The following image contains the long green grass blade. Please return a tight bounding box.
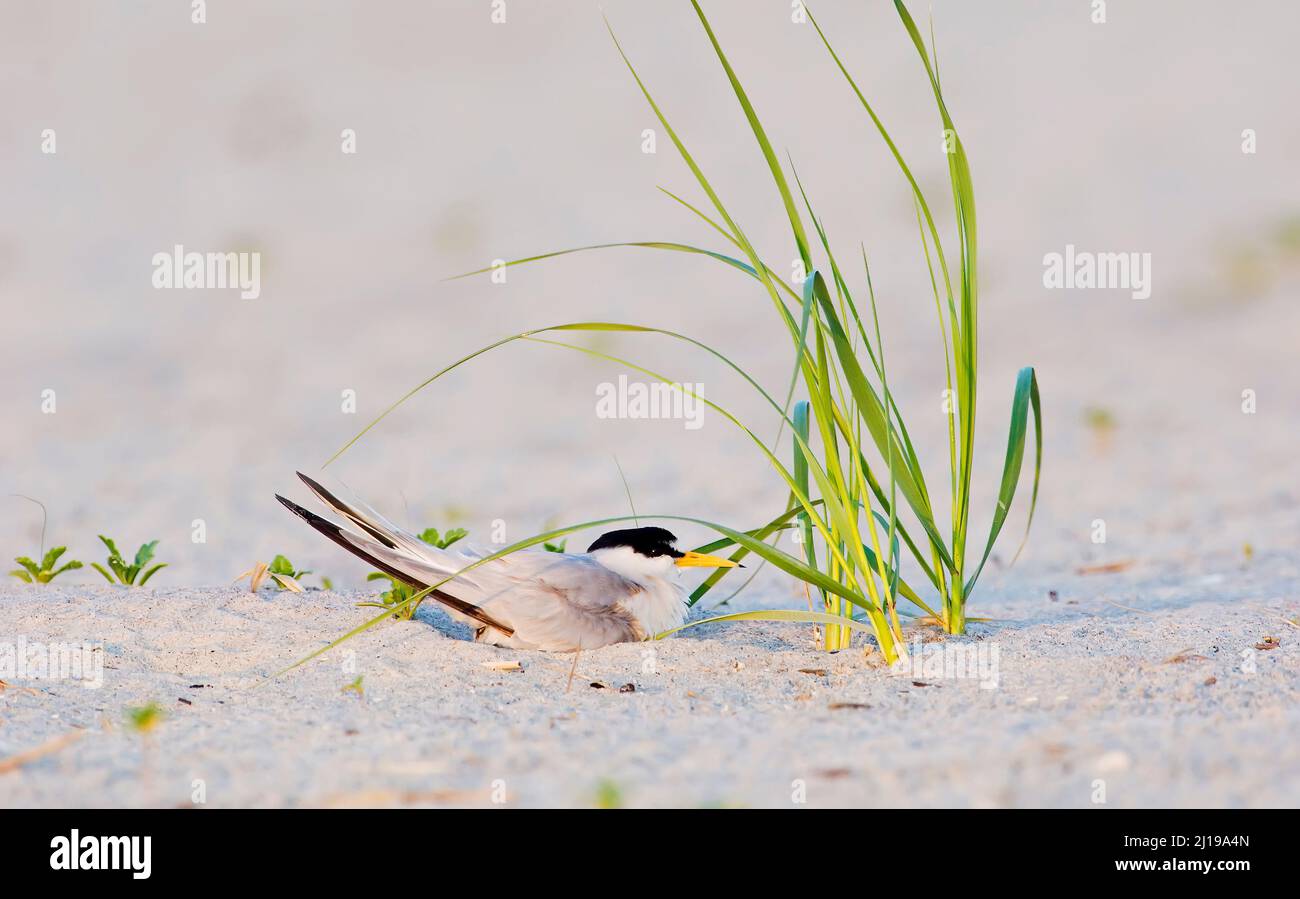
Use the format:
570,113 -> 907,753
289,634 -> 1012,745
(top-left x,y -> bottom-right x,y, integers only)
325,321 -> 786,467
808,272 -> 953,571
448,240 -> 757,282
963,366 -> 1042,594
771,275 -> 818,449
792,401 -> 818,568
688,0 -> 812,273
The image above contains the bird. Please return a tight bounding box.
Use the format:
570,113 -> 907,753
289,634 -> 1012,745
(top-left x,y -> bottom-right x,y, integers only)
275,472 -> 739,652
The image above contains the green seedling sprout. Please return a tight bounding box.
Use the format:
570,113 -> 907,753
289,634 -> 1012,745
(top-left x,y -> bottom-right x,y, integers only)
91,536 -> 166,586
9,495 -> 83,584
124,701 -> 166,799
236,555 -> 323,592
11,547 -> 83,584
125,702 -> 166,734
266,554 -> 311,591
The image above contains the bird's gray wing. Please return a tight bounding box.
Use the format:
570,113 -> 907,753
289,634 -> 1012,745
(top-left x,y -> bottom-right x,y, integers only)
464,551 -> 650,651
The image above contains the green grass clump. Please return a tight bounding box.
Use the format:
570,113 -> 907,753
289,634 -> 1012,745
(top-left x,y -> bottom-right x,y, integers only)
91,536 -> 166,586
10,546 -> 82,584
314,1 -> 1042,668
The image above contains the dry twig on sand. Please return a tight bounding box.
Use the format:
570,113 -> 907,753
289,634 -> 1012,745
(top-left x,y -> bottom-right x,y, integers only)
0,729 -> 84,775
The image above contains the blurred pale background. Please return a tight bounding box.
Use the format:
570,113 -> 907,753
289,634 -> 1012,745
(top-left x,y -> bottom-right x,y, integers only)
2,1 -> 1297,595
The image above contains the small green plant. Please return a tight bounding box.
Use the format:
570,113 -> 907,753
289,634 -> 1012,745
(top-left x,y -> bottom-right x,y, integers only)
364,527 -> 469,620
124,702 -> 166,734
8,495 -> 82,584
593,779 -> 625,809
364,572 -> 417,617
341,676 -> 365,699
267,554 -> 311,591
235,555 -> 326,592
91,536 -> 166,586
11,547 -> 82,584
417,527 -> 468,550
543,538 -> 568,553
124,701 -> 166,793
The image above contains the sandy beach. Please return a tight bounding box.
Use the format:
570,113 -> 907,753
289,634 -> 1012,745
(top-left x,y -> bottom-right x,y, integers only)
1,574 -> 1296,808
2,1 -> 1299,809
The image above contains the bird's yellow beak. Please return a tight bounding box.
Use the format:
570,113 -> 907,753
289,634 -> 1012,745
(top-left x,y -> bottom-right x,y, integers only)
675,551 -> 741,568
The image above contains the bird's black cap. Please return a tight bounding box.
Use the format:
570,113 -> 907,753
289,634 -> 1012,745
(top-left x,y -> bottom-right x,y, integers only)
587,526 -> 683,558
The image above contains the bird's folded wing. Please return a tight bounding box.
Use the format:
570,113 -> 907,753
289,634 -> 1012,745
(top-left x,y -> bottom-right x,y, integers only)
467,553 -> 651,650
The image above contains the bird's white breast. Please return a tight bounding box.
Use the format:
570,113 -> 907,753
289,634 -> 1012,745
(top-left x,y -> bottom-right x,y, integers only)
587,546 -> 688,638
626,576 -> 688,637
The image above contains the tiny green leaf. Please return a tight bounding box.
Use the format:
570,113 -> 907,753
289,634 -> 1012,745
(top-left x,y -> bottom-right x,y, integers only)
98,535 -> 121,560
51,560 -> 83,578
138,563 -> 167,586
41,546 -> 66,571
439,528 -> 468,549
134,541 -> 158,569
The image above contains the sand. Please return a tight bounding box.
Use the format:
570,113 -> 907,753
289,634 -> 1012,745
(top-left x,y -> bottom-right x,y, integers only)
1,572 -> 1296,808
2,1 -> 1299,807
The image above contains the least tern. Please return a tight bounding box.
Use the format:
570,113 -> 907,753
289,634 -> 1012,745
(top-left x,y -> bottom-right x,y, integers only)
275,473 -> 739,651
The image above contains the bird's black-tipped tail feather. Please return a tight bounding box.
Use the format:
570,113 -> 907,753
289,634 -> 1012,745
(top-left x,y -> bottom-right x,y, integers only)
274,493 -> 513,636
294,472 -> 399,549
